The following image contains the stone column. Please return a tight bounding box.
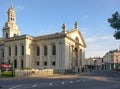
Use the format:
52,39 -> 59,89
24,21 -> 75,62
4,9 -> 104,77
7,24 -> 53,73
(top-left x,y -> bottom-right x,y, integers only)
48,44 -> 51,68
56,43 -> 60,70
17,44 -> 21,68
11,45 -> 15,68
4,46 -> 8,63
40,45 -> 43,69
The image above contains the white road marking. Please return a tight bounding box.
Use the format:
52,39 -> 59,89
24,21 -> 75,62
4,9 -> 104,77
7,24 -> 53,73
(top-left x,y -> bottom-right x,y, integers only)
70,81 -> 73,84
83,80 -> 85,82
49,82 -> 53,86
77,80 -> 80,82
32,84 -> 37,87
62,81 -> 65,85
9,85 -> 21,89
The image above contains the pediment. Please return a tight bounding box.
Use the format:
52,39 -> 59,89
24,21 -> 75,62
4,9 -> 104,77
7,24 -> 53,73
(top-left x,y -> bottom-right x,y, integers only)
66,29 -> 86,48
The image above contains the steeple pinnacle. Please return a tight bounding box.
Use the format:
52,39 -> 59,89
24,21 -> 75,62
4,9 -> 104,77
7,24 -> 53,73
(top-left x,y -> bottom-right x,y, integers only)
62,23 -> 67,33
74,21 -> 78,29
10,0 -> 13,8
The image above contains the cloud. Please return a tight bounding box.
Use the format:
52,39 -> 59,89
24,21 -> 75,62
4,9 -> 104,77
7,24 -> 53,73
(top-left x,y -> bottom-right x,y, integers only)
85,31 -> 117,58
81,15 -> 88,21
15,5 -> 24,11
86,33 -> 114,43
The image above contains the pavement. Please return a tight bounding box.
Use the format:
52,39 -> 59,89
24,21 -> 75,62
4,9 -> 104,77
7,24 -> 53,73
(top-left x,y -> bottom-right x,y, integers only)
0,70 -> 120,89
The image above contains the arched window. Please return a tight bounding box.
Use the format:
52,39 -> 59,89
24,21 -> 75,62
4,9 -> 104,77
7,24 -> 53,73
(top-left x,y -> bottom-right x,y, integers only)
52,44 -> 56,55
44,46 -> 47,55
36,47 -> 40,56
14,34 -> 16,37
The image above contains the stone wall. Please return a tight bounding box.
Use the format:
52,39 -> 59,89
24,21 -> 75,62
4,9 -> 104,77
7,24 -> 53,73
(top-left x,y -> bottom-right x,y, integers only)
15,69 -> 54,77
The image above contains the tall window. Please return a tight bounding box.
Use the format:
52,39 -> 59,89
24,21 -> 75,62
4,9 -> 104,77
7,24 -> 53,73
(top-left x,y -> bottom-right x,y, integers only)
9,47 -> 11,56
37,61 -> 39,66
21,59 -> 23,68
6,33 -> 8,39
8,60 -> 10,64
14,59 -> 17,68
44,61 -> 47,66
36,47 -> 40,56
15,46 -> 17,56
21,45 -> 24,55
52,44 -> 56,55
2,49 -> 4,57
52,61 -> 56,66
44,46 -> 47,55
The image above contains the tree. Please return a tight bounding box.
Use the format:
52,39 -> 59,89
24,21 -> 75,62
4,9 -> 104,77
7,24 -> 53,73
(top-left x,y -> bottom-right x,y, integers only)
108,11 -> 120,39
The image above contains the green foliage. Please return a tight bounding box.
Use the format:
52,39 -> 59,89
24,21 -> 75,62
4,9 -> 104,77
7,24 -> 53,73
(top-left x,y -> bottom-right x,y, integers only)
114,31 -> 120,39
108,11 -> 120,39
108,12 -> 120,30
116,63 -> 120,68
1,71 -> 15,77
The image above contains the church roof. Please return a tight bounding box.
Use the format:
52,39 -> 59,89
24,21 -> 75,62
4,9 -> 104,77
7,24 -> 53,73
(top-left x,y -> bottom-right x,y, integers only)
34,31 -> 65,41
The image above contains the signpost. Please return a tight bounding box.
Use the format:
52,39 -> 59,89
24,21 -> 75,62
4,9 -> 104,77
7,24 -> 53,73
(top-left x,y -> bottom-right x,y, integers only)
1,63 -> 14,77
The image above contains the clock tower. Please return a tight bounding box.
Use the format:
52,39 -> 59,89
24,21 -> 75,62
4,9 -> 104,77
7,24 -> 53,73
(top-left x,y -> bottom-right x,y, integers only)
2,3 -> 20,39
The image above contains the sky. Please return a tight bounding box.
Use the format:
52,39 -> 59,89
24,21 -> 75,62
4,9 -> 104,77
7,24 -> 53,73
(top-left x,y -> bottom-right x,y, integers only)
0,0 -> 120,58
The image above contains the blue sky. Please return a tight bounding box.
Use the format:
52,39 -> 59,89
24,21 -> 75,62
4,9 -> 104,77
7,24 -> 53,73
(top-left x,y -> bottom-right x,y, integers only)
0,0 -> 120,58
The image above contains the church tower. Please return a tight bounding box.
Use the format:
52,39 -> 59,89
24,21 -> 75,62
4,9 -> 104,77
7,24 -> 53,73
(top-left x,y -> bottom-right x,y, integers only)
2,3 -> 20,39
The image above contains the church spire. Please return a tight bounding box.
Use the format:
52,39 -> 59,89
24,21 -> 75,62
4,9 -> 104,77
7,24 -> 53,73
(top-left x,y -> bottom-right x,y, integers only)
2,0 -> 20,39
8,0 -> 16,23
10,0 -> 13,8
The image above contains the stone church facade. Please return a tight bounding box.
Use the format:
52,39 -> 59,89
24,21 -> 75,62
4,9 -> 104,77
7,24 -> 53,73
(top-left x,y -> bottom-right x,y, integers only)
0,5 -> 86,72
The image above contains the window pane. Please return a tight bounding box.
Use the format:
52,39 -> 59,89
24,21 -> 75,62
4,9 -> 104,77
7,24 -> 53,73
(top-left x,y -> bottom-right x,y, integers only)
44,61 -> 47,66
9,47 -> 11,56
37,47 -> 40,56
15,46 -> 17,56
52,45 -> 56,55
44,46 -> 47,55
21,45 -> 24,55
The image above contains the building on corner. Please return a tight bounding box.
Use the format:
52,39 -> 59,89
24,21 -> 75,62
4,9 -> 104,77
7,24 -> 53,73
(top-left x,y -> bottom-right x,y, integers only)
103,49 -> 120,70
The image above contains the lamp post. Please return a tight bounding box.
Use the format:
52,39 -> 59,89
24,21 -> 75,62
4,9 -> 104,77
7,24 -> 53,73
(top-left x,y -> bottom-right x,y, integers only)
93,59 -> 96,70
71,45 -> 74,75
90,58 -> 92,72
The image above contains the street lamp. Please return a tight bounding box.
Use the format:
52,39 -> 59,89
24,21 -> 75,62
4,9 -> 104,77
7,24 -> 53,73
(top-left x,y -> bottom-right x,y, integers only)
93,59 -> 96,69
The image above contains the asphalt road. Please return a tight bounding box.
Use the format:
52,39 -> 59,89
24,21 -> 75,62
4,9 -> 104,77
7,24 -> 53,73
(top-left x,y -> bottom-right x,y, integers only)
0,70 -> 120,89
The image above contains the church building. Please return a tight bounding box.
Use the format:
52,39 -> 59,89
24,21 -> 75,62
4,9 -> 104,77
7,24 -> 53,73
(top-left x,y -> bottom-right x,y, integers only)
0,4 -> 86,72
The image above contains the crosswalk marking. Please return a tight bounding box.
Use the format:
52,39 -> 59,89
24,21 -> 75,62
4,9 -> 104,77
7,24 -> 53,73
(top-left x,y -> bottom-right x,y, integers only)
70,81 -> 73,84
8,79 -> 91,88
77,80 -> 80,82
49,82 -> 53,86
62,82 -> 65,85
32,84 -> 37,87
9,85 -> 21,89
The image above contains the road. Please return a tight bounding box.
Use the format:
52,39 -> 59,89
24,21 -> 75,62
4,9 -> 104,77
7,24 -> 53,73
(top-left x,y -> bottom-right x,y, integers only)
0,70 -> 120,89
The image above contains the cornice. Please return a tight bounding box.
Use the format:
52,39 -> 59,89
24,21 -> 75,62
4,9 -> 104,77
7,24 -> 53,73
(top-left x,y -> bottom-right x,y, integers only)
34,33 -> 66,41
4,35 -> 34,42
